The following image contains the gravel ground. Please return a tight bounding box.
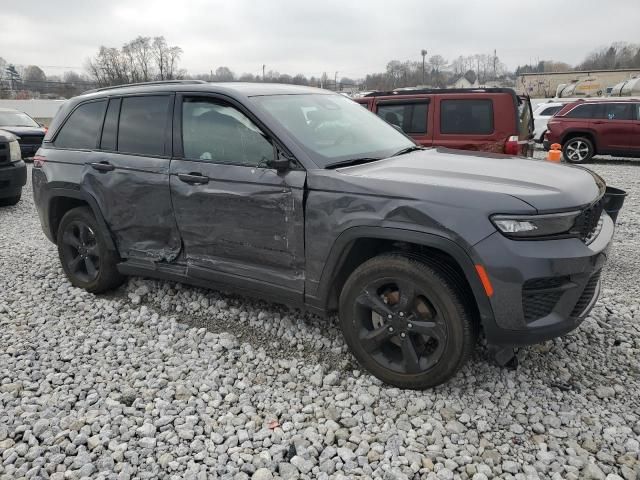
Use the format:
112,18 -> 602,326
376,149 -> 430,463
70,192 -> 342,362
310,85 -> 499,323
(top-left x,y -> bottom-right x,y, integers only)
1,161 -> 639,480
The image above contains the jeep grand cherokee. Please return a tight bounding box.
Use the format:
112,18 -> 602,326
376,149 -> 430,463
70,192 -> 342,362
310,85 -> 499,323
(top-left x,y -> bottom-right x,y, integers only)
33,81 -> 615,389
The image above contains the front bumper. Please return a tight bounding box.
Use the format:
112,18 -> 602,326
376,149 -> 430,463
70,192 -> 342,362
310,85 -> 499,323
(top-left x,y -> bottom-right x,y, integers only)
474,212 -> 614,346
0,160 -> 27,198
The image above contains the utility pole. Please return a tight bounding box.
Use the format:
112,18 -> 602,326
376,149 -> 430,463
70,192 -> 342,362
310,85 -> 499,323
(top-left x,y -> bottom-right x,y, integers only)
262,64 -> 266,82
421,49 -> 428,86
493,49 -> 497,80
334,71 -> 338,91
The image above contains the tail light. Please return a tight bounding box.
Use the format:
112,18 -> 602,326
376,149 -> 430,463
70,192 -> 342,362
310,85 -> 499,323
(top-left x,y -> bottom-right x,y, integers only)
504,136 -> 519,156
33,155 -> 47,168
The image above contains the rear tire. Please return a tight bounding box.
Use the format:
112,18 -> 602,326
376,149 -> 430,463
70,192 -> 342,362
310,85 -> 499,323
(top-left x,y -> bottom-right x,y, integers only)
56,206 -> 124,293
563,137 -> 594,163
0,193 -> 21,206
338,254 -> 476,389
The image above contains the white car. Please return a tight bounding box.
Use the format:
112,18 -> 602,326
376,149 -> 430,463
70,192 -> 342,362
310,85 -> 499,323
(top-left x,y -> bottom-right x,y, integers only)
533,102 -> 565,143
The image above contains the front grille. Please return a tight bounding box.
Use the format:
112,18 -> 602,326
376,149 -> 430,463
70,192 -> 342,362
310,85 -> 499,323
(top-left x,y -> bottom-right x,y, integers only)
17,135 -> 44,146
570,271 -> 601,317
572,198 -> 604,244
522,276 -> 569,323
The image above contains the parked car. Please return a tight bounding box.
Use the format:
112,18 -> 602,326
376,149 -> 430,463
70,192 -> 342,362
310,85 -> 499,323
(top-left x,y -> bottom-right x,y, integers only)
532,101 -> 565,143
33,81 -> 616,389
0,129 -> 27,206
354,88 -> 534,156
0,108 -> 47,159
544,99 -> 640,163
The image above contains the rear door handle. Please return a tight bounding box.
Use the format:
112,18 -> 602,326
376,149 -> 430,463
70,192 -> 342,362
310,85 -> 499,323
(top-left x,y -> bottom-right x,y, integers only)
90,161 -> 115,172
178,173 -> 209,185
593,121 -> 605,124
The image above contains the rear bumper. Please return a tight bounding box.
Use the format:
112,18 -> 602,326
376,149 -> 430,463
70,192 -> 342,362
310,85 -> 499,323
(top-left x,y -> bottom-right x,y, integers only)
473,213 -> 614,346
0,160 -> 26,198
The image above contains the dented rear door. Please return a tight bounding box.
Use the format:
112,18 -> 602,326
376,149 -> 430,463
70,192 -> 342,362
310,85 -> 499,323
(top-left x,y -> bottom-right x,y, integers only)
170,94 -> 306,292
84,94 -> 181,261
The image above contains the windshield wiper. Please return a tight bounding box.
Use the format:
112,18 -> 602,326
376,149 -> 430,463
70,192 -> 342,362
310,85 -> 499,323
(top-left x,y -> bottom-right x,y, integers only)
391,145 -> 424,157
325,157 -> 382,169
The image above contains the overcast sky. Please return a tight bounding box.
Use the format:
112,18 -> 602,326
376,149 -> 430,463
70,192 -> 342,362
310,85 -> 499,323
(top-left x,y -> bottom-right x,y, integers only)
2,0 -> 639,79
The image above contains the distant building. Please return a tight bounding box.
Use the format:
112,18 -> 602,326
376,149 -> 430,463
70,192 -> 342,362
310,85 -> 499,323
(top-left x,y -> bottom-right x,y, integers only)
517,69 -> 640,98
451,76 -> 477,89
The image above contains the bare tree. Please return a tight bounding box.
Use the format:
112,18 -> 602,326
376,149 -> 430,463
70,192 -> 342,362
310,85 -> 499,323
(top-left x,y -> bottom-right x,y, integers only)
87,36 -> 184,86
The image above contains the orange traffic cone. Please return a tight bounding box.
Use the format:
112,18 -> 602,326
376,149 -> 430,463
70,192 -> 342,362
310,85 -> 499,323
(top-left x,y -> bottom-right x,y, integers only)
547,143 -> 562,163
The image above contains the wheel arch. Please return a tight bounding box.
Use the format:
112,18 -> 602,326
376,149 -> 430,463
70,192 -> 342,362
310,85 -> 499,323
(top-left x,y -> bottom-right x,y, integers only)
560,130 -> 598,153
308,227 -> 495,331
47,188 -> 118,252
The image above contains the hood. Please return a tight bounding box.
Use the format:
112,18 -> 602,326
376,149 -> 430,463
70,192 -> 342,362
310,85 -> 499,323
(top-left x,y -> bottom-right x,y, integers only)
0,126 -> 46,137
328,148 -> 603,212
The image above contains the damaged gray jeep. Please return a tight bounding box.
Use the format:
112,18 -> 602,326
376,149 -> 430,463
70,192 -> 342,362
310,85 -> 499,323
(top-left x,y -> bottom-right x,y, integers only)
33,81 -> 616,388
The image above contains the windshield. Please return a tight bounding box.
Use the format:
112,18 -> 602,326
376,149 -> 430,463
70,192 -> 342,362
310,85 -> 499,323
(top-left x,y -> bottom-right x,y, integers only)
0,111 -> 39,128
251,94 -> 414,167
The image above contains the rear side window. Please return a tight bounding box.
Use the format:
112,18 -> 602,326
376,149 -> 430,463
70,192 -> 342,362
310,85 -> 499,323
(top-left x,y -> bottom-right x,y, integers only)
604,103 -> 634,120
377,102 -> 428,134
565,104 -> 604,119
54,101 -> 106,149
118,96 -> 171,156
540,106 -> 562,116
440,99 -> 494,135
100,98 -> 121,151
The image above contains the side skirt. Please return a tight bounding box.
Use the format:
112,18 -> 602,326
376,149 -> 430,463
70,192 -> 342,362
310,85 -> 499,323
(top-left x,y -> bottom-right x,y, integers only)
117,259 -> 305,310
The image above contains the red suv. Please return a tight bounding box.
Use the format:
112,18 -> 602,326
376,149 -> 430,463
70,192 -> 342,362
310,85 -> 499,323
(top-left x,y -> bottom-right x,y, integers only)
545,99 -> 640,163
355,88 -> 534,156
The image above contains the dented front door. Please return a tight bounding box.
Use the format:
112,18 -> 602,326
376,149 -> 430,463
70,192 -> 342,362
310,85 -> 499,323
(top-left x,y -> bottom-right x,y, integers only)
170,95 -> 306,293
169,162 -> 306,291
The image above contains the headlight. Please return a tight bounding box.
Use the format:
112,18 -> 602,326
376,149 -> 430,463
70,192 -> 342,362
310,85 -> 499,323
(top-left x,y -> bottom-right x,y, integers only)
9,140 -> 22,161
491,211 -> 581,238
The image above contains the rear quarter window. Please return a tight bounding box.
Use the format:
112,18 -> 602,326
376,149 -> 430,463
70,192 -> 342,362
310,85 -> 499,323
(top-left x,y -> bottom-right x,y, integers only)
440,99 -> 493,135
565,104 -> 604,119
54,101 -> 107,150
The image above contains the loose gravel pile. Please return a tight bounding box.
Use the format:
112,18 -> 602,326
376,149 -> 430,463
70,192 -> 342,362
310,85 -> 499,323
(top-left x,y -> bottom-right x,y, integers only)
1,161 -> 639,480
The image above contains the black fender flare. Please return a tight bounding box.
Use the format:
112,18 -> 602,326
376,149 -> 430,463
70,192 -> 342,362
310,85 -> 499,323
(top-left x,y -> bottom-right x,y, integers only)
45,185 -> 118,252
308,226 -> 495,328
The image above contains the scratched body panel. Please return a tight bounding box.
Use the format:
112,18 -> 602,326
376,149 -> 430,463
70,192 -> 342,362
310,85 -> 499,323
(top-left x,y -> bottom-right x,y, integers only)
82,151 -> 181,261
169,160 -> 306,291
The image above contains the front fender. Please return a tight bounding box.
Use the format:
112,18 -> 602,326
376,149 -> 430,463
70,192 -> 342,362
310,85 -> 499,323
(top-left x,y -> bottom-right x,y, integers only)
305,225 -> 495,331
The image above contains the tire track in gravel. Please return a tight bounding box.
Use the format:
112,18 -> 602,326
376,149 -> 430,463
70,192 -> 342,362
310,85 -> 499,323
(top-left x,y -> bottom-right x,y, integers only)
106,280 -> 360,374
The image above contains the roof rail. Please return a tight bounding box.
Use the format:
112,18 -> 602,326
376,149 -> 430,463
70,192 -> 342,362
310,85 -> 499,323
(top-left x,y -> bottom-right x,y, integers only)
364,87 -> 515,97
85,79 -> 208,93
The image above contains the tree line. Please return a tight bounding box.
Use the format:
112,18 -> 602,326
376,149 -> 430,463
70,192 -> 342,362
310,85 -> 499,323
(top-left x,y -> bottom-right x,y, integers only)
2,40 -> 640,99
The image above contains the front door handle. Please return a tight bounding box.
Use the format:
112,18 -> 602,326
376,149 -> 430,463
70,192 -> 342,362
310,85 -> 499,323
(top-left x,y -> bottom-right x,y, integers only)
178,173 -> 209,185
90,161 -> 115,172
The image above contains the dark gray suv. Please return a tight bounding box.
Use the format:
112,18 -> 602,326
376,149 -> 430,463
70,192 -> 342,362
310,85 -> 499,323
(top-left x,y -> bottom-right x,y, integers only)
32,81 -> 616,389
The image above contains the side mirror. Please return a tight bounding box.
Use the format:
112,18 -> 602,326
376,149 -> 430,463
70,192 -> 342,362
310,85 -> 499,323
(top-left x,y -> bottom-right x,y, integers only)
270,155 -> 290,173
270,150 -> 293,173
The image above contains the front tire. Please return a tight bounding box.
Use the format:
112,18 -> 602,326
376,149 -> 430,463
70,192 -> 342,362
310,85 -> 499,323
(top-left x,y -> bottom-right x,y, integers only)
56,206 -> 124,293
563,137 -> 594,163
339,255 -> 476,389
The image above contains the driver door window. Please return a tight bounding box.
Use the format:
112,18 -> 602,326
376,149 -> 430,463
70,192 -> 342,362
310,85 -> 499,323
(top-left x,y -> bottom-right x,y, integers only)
182,98 -> 274,167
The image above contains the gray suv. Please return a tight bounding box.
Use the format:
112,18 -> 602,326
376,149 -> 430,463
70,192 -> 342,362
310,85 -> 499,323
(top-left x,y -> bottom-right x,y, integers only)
33,81 -> 616,388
